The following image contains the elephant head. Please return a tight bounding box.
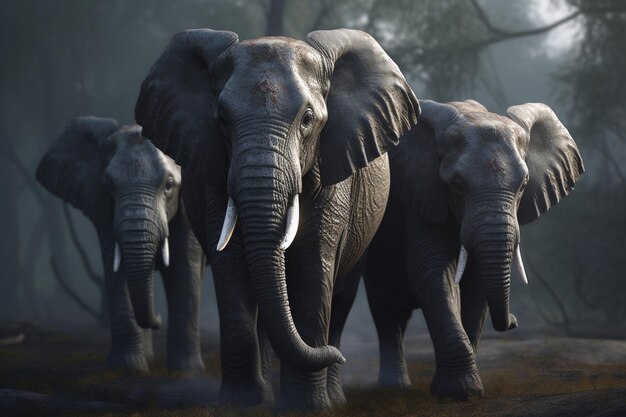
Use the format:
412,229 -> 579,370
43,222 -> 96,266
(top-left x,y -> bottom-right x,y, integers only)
36,117 -> 182,330
401,100 -> 583,331
135,29 -> 419,371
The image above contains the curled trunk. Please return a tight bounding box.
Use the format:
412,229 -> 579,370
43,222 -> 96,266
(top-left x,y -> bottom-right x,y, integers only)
235,167 -> 344,372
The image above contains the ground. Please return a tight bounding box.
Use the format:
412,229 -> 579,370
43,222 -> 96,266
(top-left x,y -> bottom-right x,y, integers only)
1,324 -> 625,417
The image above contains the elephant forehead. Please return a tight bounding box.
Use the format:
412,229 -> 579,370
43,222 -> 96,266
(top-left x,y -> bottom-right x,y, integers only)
235,37 -> 320,67
219,40 -> 324,118
108,133 -> 168,183
450,113 -> 522,147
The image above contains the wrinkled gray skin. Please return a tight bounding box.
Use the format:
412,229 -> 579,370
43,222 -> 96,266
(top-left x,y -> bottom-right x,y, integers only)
37,117 -> 205,374
135,28 -> 420,410
364,100 -> 584,399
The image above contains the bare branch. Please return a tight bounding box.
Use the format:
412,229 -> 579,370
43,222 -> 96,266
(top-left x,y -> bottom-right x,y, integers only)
62,204 -> 104,290
0,125 -> 47,208
255,0 -> 269,13
50,257 -> 103,325
574,257 -> 600,310
470,0 -> 583,39
471,0 -> 626,43
265,0 -> 285,36
19,214 -> 48,319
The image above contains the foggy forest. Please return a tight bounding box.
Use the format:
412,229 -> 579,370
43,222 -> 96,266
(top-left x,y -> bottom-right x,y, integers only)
0,0 -> 625,416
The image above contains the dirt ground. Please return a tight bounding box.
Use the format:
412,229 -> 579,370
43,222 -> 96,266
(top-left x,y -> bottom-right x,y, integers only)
1,325 -> 625,417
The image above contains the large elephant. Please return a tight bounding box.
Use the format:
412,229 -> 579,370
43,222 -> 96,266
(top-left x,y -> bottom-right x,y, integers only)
36,117 -> 205,374
364,100 -> 584,399
135,28 -> 420,409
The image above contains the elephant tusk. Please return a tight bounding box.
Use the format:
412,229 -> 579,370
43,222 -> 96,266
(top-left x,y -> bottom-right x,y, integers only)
454,245 -> 468,284
162,237 -> 170,267
515,245 -> 529,285
279,194 -> 299,251
113,242 -> 122,273
216,197 -> 237,252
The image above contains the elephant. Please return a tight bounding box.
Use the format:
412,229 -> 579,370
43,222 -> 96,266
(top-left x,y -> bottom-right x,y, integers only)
364,99 -> 584,400
36,117 -> 205,374
134,28 -> 420,410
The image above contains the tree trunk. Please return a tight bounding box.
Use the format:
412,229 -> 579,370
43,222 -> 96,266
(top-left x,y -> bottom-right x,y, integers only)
265,0 -> 285,36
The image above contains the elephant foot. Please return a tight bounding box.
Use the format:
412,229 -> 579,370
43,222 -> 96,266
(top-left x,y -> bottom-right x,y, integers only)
219,378 -> 273,407
327,364 -> 347,407
277,373 -> 332,412
327,381 -> 347,408
276,392 -> 332,412
378,364 -> 412,388
430,367 -> 484,401
106,350 -> 149,375
167,352 -> 205,375
142,330 -> 154,363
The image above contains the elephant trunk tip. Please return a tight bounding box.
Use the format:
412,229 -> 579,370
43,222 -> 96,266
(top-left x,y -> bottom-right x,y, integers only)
492,313 -> 518,332
136,312 -> 162,330
291,345 -> 346,372
327,345 -> 346,365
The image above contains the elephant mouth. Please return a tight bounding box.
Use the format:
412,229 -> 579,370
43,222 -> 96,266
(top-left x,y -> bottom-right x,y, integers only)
454,244 -> 528,286
215,194 -> 300,253
113,237 -> 170,273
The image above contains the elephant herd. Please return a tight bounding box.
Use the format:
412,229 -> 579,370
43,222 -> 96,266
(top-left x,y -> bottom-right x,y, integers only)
36,28 -> 584,411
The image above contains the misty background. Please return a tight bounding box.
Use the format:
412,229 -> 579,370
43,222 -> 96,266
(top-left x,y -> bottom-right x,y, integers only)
0,0 -> 624,347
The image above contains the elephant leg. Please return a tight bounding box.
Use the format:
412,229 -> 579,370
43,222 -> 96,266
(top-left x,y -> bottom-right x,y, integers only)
366,282 -> 413,388
276,247 -> 336,411
407,218 -> 483,400
460,262 -> 488,353
99,233 -> 149,374
212,242 -> 272,406
326,265 -> 362,407
160,208 -> 205,374
364,209 -> 415,389
142,329 -> 154,363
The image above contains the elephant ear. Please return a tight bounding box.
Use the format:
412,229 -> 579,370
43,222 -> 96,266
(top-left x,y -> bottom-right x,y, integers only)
406,100 -> 462,223
36,116 -> 118,223
393,123 -> 448,224
306,29 -> 420,185
135,29 -> 239,184
507,103 -> 584,224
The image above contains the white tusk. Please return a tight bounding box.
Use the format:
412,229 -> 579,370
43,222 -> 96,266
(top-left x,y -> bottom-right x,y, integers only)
113,242 -> 121,272
279,195 -> 299,251
515,245 -> 528,285
162,237 -> 170,267
216,197 -> 238,252
454,245 -> 468,284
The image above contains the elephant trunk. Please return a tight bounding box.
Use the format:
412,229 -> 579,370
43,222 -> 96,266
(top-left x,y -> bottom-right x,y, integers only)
463,206 -> 519,332
115,197 -> 164,330
230,145 -> 344,372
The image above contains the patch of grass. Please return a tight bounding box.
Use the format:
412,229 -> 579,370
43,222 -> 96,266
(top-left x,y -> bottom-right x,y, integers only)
483,361 -> 626,398
2,331 -> 626,417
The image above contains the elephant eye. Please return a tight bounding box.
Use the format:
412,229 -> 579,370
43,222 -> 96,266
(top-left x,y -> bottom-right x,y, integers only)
102,173 -> 115,191
520,176 -> 529,192
300,109 -> 315,136
164,176 -> 175,196
217,107 -> 229,134
452,177 -> 465,196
